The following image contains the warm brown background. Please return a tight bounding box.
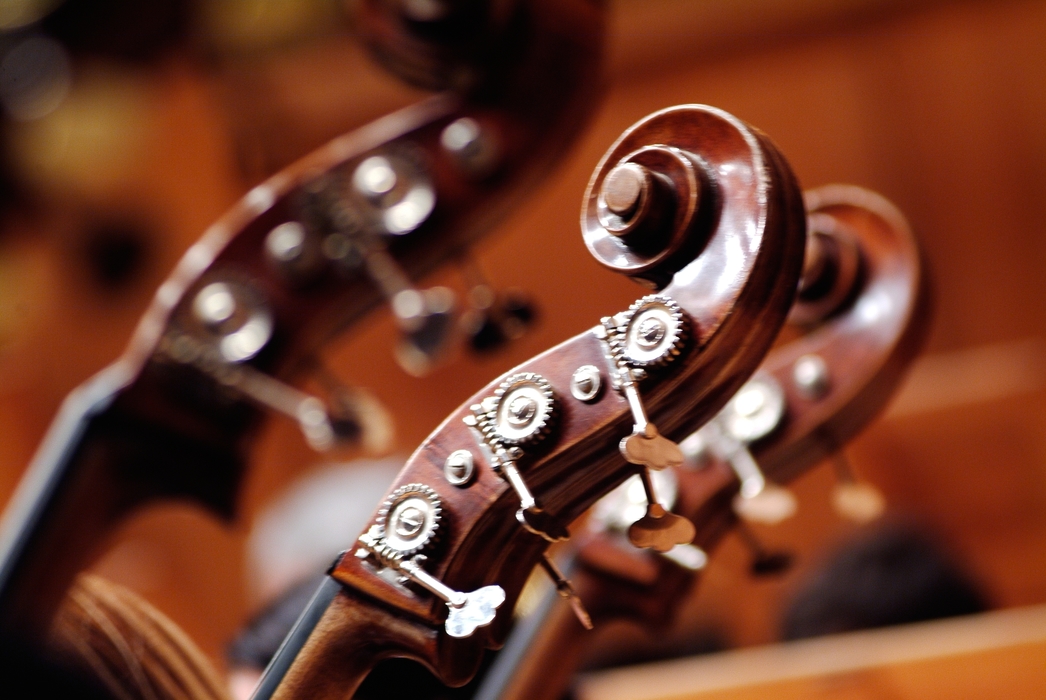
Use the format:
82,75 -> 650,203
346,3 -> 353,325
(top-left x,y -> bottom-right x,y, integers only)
1,0 -> 1044,680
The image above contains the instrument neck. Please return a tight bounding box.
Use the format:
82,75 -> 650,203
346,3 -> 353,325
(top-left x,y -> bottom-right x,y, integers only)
252,577 -> 436,700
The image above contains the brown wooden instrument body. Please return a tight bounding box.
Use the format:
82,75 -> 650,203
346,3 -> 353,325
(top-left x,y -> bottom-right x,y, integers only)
0,0 -> 604,653
483,184 -> 929,700
257,105 -> 809,697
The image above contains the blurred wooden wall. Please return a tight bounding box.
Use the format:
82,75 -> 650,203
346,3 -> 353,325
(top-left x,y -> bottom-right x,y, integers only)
1,0 -> 1045,676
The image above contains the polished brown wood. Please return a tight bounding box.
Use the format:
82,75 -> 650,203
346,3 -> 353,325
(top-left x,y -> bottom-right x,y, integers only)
479,184 -> 927,700
575,605 -> 1046,700
256,104 -> 807,697
0,0 -> 604,655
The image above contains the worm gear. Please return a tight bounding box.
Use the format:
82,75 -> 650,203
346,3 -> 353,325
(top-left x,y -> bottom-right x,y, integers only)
611,294 -> 688,369
486,372 -> 557,446
372,483 -> 443,562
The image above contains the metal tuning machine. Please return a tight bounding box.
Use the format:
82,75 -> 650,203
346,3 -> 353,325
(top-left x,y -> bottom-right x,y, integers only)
592,468 -> 709,571
684,374 -> 799,525
354,483 -> 506,639
829,451 -> 886,523
162,280 -> 341,452
463,372 -> 567,543
307,154 -> 456,377
595,294 -> 696,552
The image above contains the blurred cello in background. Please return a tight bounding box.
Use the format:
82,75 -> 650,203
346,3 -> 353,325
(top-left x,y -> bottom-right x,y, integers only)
0,0 -> 605,695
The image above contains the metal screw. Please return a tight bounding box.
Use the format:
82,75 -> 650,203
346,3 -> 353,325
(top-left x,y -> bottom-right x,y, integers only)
734,385 -> 767,418
441,117 -> 498,175
724,375 -> 786,443
507,396 -> 537,426
193,282 -> 237,326
636,317 -> 666,349
570,365 -> 602,402
265,222 -> 306,263
445,449 -> 475,487
395,506 -> 425,537
354,156 -> 398,199
793,353 -> 830,398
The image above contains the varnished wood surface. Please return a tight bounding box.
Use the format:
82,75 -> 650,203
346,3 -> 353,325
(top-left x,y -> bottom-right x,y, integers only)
260,105 -> 807,692
0,0 -> 1043,674
470,184 -> 927,700
0,0 -> 606,664
575,604 -> 1046,700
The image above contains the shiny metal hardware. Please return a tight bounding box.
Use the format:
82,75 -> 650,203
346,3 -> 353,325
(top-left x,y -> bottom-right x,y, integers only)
593,469 -> 679,531
464,377 -> 567,543
570,364 -> 603,402
265,222 -> 307,264
538,555 -> 592,630
352,153 -> 436,235
441,117 -> 499,177
684,375 -> 797,525
592,469 -> 709,569
304,157 -> 451,375
619,295 -> 687,368
594,295 -> 695,551
721,374 -> 785,443
348,238 -> 455,376
356,524 -> 505,639
793,353 -> 831,399
444,449 -> 476,487
661,543 -> 708,571
160,335 -> 337,451
376,483 -> 443,557
190,280 -> 273,363
492,373 -> 556,445
265,221 -> 323,280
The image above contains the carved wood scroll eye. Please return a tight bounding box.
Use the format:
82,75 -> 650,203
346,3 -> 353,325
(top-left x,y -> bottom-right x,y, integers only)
328,104 -> 808,684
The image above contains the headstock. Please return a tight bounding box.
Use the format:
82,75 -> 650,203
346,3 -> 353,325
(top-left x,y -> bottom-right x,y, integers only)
258,104 -> 808,698
460,187 -> 928,700
0,0 -> 603,642
581,183 -> 928,621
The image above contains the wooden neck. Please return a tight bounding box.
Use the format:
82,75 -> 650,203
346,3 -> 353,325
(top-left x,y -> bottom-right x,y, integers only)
254,577 -> 438,700
0,366 -> 246,641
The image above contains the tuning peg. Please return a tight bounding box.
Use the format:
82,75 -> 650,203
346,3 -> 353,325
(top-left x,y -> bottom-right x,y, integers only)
592,470 -> 708,569
393,286 -> 457,376
592,295 -> 696,551
711,375 -> 799,525
830,452 -> 886,523
463,373 -> 569,543
615,377 -> 694,551
458,256 -> 537,353
305,155 -> 454,376
335,233 -> 456,376
164,287 -> 341,451
356,525 -> 506,639
538,555 -> 593,630
626,468 -> 695,552
735,524 -> 794,578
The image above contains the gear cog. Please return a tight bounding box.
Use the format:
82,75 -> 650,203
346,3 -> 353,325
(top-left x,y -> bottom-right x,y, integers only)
375,483 -> 443,559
